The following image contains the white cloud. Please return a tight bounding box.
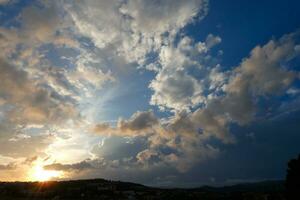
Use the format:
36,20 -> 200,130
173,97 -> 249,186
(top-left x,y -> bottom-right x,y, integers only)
222,31 -> 300,124
287,87 -> 300,96
226,33 -> 298,96
149,35 -> 222,111
150,69 -> 204,111
65,0 -> 209,64
120,0 -> 208,34
205,34 -> 222,49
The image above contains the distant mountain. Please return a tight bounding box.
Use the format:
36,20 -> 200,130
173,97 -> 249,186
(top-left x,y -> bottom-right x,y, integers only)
197,180 -> 285,193
0,179 -> 286,200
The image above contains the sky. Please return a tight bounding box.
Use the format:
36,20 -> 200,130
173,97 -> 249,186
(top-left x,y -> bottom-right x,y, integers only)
0,0 -> 300,187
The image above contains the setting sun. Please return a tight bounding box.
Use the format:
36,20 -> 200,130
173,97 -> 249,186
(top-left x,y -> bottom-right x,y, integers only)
30,165 -> 62,182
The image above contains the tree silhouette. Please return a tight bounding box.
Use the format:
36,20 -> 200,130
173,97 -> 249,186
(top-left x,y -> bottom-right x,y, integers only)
286,154 -> 300,200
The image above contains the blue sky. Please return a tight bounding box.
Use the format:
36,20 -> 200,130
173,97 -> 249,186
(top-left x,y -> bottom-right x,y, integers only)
0,0 -> 300,186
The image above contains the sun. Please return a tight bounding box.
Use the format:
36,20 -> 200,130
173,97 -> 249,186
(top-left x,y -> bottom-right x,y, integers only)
29,165 -> 62,182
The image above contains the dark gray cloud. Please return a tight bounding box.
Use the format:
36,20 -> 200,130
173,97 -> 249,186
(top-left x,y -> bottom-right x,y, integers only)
0,59 -> 78,125
0,163 -> 16,170
44,160 -> 94,172
118,110 -> 159,131
94,110 -> 159,136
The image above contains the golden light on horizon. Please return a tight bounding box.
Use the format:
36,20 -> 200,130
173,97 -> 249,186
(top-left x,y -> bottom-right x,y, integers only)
29,164 -> 62,182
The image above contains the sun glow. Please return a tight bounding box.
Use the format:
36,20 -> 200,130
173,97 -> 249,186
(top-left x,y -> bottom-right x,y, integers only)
29,165 -> 62,182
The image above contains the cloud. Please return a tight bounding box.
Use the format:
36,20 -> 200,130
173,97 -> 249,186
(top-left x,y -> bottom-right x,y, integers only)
19,2 -> 78,47
227,32 -> 298,96
90,31 -> 300,173
220,31 -> 300,125
91,136 -> 148,161
120,0 -> 208,34
149,35 -> 223,111
43,132 -> 219,176
0,1 -> 78,58
94,110 -> 159,136
44,160 -> 94,172
65,49 -> 115,96
118,110 -> 159,131
287,87 -> 300,96
0,122 -> 54,158
0,59 -> 78,125
0,163 -> 16,170
151,31 -> 300,142
0,2 -> 100,125
93,110 -> 221,172
66,0 -> 209,64
22,156 -> 38,165
0,1 -> 92,165
0,0 -> 114,164
168,32 -> 300,143
150,69 -> 204,111
205,34 -> 222,49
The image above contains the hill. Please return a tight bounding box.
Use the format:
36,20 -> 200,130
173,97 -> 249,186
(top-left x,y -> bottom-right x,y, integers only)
0,179 -> 286,200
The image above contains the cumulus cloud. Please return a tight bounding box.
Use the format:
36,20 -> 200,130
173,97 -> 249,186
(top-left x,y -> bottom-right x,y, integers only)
43,131 -> 219,176
66,0 -> 209,64
118,110 -> 159,131
93,110 -> 221,172
94,110 -> 159,136
227,32 -> 298,96
19,2 -> 78,47
0,1 -> 103,124
150,35 -> 223,111
92,31 -> 300,173
169,32 -> 300,143
151,31 -> 300,141
220,31 -> 300,124
0,59 -> 78,125
120,0 -> 208,34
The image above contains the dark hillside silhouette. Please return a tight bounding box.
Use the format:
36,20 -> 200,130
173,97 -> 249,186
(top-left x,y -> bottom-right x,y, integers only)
286,154 -> 300,200
0,179 -> 285,200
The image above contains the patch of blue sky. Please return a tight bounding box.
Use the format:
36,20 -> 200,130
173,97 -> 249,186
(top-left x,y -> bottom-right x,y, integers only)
185,0 -> 300,69
39,43 -> 79,69
0,0 -> 34,28
90,70 -> 155,122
